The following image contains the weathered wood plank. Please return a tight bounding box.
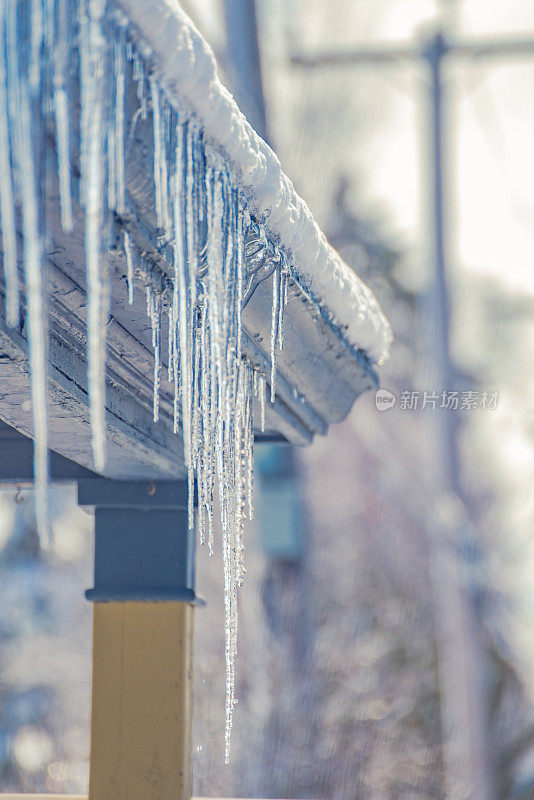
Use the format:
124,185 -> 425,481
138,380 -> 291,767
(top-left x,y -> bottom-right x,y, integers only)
0,294 -> 186,479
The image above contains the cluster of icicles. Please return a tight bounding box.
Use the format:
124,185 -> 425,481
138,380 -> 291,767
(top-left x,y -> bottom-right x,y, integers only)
0,0 -> 290,760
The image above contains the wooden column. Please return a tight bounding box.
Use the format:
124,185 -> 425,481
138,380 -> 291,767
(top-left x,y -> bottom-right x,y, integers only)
89,602 -> 193,800
77,479 -> 201,800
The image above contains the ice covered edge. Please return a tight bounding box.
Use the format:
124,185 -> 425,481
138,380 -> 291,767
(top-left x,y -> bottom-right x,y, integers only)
113,0 -> 393,365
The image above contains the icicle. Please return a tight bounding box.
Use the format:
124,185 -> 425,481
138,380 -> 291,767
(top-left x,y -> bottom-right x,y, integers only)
195,163 -> 248,761
198,295 -> 213,550
174,120 -> 195,529
172,232 -> 181,435
205,164 -> 224,556
145,281 -> 162,423
43,0 -> 55,48
223,521 -> 236,764
167,303 -> 174,382
132,52 -> 147,120
150,77 -> 171,235
190,317 -> 202,525
30,0 -> 43,93
114,28 -> 126,214
0,2 -> 19,327
53,0 -> 74,232
278,269 -> 287,350
185,123 -> 198,378
79,0 -> 108,472
185,123 -> 201,532
259,371 -> 266,432
107,123 -> 116,212
270,266 -> 281,402
154,302 -> 161,422
123,229 -> 134,304
233,373 -> 244,580
7,0 -> 50,543
235,192 -> 244,360
244,371 -> 254,522
246,422 -> 254,520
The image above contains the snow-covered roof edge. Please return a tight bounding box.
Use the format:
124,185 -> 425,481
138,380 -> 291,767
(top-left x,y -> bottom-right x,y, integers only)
113,0 -> 393,365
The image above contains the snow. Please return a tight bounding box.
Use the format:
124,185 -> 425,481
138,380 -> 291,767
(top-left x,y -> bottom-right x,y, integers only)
113,0 -> 393,365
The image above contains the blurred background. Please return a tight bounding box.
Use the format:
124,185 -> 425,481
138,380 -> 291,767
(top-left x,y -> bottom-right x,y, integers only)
1,0 -> 534,797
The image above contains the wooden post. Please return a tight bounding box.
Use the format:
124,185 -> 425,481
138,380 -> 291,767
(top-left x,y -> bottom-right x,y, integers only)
77,479 -> 201,800
89,602 -> 193,800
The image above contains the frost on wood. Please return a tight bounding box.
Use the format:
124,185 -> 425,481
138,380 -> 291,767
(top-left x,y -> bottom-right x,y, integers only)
0,0 -> 390,762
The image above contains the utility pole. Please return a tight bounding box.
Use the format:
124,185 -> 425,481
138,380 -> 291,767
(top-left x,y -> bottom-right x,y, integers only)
222,0 -> 269,142
292,26 -> 534,800
423,32 -> 492,800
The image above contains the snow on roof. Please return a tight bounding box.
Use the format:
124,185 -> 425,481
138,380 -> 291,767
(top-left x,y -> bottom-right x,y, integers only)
114,0 -> 393,365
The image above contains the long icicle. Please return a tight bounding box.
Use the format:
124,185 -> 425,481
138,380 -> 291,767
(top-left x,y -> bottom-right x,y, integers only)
114,25 -> 126,215
185,122 -> 198,528
53,0 -> 74,232
174,122 -> 193,488
7,0 -> 50,544
150,77 -> 171,235
79,0 -> 108,472
270,264 -> 280,402
0,1 -> 19,327
123,229 -> 134,304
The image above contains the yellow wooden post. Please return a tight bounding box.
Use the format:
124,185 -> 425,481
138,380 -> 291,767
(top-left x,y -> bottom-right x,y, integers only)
89,602 -> 193,800
77,479 -> 200,800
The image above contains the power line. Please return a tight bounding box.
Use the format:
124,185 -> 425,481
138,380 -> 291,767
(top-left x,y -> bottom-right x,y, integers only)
290,33 -> 534,68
